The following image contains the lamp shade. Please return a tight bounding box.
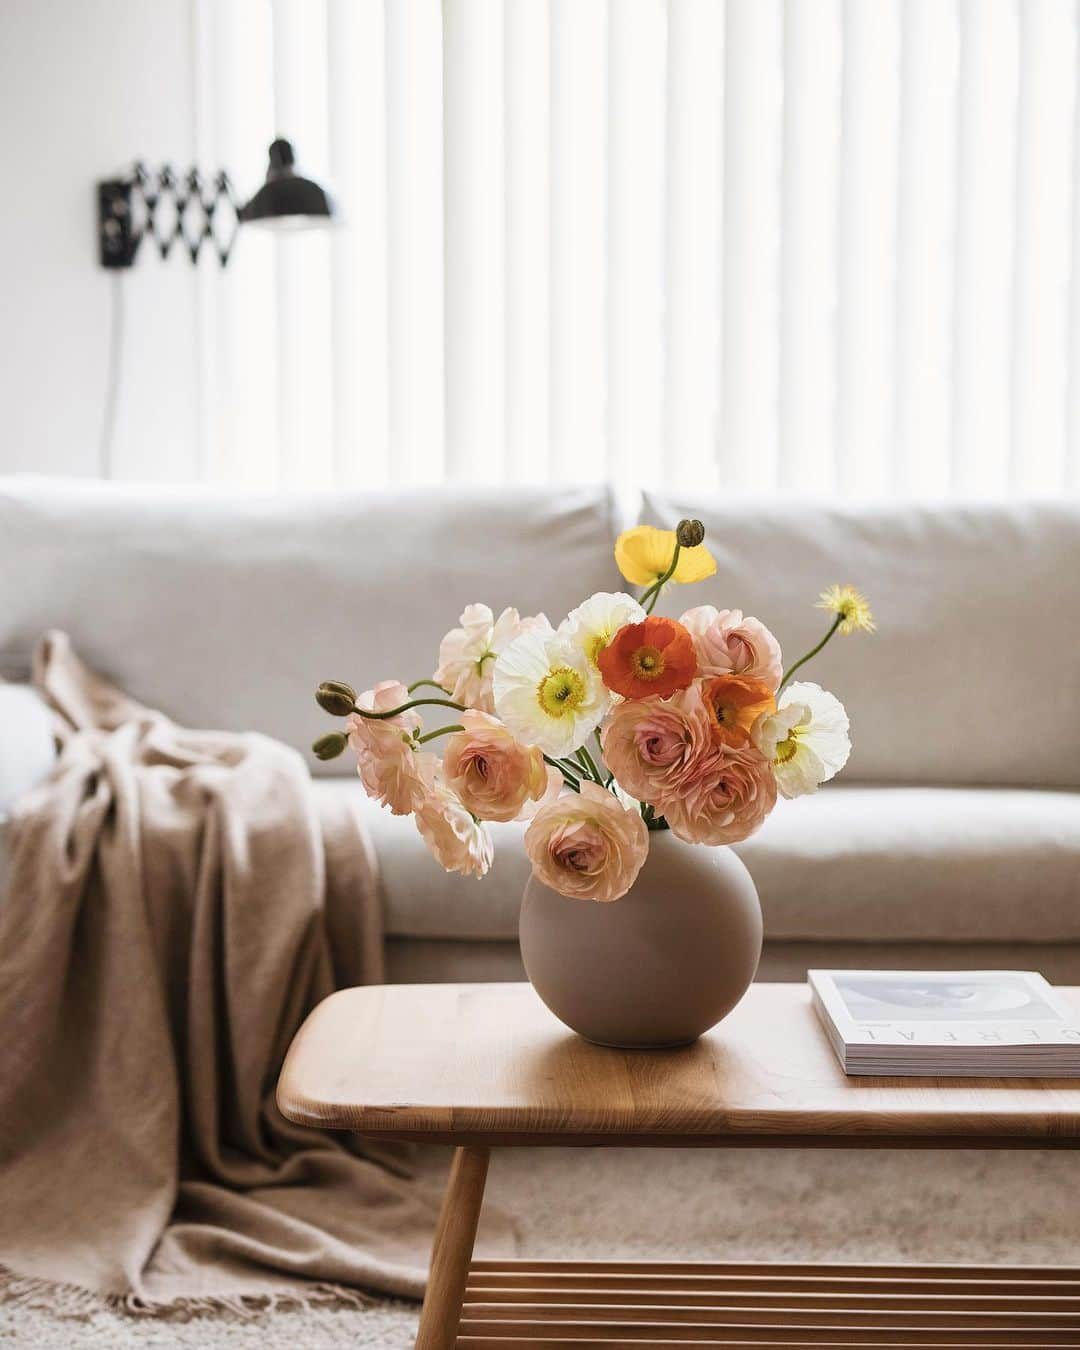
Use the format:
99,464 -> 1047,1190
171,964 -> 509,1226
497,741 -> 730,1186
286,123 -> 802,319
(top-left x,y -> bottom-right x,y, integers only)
238,138 -> 333,229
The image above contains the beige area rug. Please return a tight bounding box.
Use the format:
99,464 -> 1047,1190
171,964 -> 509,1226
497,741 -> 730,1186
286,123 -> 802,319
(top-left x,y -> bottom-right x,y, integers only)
3,1143 -> 1077,1347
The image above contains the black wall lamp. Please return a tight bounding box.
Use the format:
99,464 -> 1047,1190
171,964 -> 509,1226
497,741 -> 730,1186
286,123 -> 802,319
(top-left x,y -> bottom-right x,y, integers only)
97,137 -> 334,270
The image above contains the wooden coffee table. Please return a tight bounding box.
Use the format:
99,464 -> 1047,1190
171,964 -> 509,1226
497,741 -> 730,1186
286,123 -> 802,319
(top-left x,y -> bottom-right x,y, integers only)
277,981 -> 1080,1347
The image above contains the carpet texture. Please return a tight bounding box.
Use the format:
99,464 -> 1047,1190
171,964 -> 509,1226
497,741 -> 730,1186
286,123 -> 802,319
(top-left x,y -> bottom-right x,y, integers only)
3,1143 -> 1077,1347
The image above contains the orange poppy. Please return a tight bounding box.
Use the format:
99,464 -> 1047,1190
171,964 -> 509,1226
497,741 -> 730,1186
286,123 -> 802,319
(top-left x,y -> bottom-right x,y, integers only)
597,616 -> 697,700
702,674 -> 776,745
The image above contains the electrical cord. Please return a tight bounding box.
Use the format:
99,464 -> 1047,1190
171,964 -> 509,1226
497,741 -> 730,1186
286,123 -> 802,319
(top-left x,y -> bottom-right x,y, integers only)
98,273 -> 125,478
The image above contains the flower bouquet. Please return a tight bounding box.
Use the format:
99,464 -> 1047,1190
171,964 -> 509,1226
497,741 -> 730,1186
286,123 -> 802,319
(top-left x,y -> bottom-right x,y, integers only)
312,519 -> 873,905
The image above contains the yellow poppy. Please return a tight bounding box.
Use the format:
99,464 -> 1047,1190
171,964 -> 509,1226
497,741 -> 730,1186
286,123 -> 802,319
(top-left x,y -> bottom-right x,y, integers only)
614,525 -> 717,588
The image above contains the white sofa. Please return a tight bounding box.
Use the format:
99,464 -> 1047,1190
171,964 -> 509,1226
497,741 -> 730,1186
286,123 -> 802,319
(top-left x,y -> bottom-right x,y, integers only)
2,475 -> 1079,984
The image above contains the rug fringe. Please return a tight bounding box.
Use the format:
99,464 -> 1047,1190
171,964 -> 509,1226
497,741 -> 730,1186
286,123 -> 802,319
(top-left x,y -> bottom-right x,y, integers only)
0,1264 -> 376,1321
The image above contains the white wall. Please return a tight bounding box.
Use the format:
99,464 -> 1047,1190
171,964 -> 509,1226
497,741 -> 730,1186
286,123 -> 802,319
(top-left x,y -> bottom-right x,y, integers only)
0,0 -> 203,480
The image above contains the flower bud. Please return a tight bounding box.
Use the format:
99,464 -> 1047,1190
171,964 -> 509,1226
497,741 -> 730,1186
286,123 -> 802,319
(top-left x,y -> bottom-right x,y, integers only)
315,680 -> 358,716
676,518 -> 706,549
312,731 -> 349,761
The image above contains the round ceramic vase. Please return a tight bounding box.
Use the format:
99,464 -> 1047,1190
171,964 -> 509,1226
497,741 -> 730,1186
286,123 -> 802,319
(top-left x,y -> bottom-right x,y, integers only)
519,829 -> 763,1049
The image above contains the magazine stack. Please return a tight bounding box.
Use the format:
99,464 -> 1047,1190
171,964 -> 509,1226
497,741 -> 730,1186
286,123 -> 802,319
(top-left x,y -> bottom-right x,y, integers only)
809,970 -> 1080,1078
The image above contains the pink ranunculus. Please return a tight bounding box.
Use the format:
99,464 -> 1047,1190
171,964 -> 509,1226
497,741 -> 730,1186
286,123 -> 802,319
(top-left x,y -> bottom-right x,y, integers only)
413,772 -> 494,878
662,737 -> 778,846
601,683 -> 717,806
524,780 -> 649,903
679,606 -> 783,692
346,681 -> 428,815
443,710 -> 561,823
434,604 -> 552,713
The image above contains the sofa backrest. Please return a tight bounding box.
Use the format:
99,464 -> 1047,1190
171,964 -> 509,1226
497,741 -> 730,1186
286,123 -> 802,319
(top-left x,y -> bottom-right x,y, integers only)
644,492 -> 1080,788
0,478 -> 622,775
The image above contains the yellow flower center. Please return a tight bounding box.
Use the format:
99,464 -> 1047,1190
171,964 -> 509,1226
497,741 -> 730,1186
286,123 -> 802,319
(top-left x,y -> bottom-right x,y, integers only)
774,731 -> 799,764
585,632 -> 609,669
537,666 -> 587,718
630,645 -> 665,681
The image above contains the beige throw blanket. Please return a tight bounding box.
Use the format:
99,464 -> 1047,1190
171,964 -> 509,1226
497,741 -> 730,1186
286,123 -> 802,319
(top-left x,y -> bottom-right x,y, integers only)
0,634 -> 442,1315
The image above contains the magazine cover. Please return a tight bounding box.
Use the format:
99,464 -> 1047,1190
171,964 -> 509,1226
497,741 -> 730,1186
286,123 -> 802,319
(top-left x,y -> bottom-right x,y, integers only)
808,970 -> 1080,1048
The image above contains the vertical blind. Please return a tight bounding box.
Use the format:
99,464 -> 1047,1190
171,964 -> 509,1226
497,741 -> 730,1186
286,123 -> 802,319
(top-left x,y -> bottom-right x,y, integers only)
194,0 -> 1080,497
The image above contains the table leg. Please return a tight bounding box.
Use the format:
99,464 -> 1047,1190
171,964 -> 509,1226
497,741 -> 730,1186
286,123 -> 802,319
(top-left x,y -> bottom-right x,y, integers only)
415,1145 -> 490,1350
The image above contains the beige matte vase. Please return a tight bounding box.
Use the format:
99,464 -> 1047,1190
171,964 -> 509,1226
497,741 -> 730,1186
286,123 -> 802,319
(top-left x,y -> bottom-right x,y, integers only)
519,829 -> 763,1049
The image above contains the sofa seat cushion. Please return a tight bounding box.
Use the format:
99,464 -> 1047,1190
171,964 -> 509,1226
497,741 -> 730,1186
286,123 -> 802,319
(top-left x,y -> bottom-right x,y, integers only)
740,785 -> 1080,943
311,780 -> 1080,946
312,780 -> 535,942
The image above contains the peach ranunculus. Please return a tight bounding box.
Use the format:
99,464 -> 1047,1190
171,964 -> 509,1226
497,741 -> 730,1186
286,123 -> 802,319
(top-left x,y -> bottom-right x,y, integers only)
413,771 -> 495,878
662,737 -> 778,846
443,711 -> 561,823
678,606 -> 783,692
434,604 -> 552,713
524,780 -> 649,902
346,681 -> 429,815
601,683 -> 717,806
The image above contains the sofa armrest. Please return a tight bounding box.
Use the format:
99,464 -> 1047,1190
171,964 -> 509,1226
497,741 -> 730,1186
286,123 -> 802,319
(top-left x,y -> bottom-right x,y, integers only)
0,682 -> 56,820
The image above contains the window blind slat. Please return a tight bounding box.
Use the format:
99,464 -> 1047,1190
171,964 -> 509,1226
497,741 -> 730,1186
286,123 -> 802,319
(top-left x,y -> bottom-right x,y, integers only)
549,0 -> 608,482
951,0 -> 1019,497
834,0 -> 900,499
386,0 -> 445,483
719,0 -> 784,492
504,0 -> 551,484
606,0 -> 666,493
778,0 -> 841,494
272,0 -> 334,489
892,0 -> 958,499
443,0 -> 505,483
663,0 -> 722,493
196,0 -> 278,486
327,0 -> 389,488
1067,3 -> 1080,494
1009,0 -> 1075,496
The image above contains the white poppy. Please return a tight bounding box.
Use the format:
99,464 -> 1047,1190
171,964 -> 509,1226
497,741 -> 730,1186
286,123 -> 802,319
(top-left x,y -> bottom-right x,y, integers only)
752,681 -> 850,799
493,627 -> 608,758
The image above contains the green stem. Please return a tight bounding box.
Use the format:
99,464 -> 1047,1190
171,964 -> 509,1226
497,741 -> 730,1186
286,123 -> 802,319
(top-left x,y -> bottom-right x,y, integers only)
408,678 -> 447,694
349,696 -> 467,721
779,614 -> 843,692
544,754 -> 581,792
574,744 -> 604,785
639,541 -> 682,614
595,730 -> 614,787
415,724 -> 464,745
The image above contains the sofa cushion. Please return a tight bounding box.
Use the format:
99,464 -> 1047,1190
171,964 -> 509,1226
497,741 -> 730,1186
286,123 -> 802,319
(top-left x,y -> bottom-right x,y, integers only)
0,478 -> 621,776
643,493 -> 1080,787
0,681 -> 57,904
740,785 -> 1080,943
316,779 -> 1080,946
